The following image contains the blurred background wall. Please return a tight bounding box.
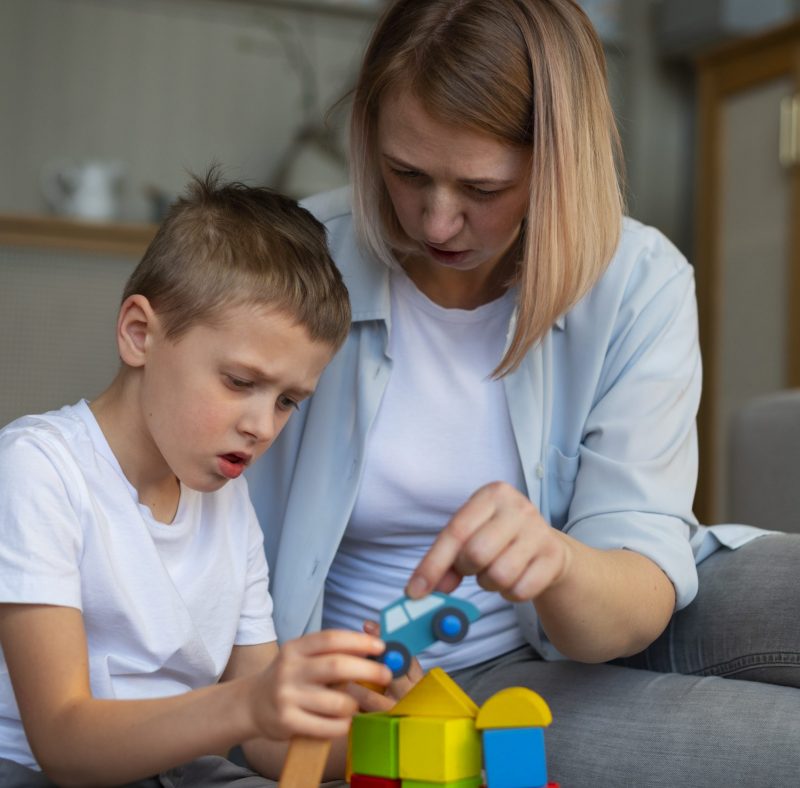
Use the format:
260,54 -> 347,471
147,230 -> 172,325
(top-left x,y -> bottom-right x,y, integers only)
3,0 -> 797,245
2,0 -> 799,522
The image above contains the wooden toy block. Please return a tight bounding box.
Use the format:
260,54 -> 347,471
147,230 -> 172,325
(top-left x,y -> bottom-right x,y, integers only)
278,736 -> 331,788
389,667 -> 479,719
398,716 -> 482,783
350,774 -> 403,788
476,687 -> 552,729
401,775 -> 483,788
481,727 -> 547,788
350,712 -> 401,778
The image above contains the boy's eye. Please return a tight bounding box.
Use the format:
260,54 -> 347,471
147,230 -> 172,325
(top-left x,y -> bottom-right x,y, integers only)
225,375 -> 253,390
277,395 -> 299,412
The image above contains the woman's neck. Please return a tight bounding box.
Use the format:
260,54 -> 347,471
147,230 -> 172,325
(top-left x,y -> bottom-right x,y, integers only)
399,250 -> 517,310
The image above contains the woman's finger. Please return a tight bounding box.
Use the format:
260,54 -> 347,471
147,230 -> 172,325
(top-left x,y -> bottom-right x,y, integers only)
406,484 -> 503,598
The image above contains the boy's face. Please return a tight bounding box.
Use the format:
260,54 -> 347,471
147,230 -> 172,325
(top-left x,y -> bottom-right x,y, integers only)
140,304 -> 334,493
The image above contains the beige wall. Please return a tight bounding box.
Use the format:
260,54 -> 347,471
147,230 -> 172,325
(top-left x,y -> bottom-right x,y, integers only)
0,0 -> 697,244
0,0 -> 374,220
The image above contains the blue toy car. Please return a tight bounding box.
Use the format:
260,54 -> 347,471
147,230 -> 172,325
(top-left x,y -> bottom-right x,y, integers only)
378,591 -> 481,677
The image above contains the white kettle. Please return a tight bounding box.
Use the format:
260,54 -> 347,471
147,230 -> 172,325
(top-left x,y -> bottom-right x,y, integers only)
42,159 -> 126,222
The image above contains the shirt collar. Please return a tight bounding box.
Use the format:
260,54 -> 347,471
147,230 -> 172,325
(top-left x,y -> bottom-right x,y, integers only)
345,244 -> 566,332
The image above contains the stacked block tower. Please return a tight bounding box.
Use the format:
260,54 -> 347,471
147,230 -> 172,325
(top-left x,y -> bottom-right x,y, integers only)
348,668 -> 559,788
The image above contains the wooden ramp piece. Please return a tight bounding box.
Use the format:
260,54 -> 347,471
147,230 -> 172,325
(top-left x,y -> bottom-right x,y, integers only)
278,736 -> 332,788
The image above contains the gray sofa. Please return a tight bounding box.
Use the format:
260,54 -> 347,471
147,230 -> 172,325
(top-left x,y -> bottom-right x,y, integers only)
728,389 -> 800,534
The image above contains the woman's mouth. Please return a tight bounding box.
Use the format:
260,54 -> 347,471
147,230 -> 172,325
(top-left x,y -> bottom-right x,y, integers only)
425,244 -> 470,266
218,453 -> 249,480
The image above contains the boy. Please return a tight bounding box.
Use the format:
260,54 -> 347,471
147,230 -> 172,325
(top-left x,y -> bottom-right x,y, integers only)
0,172 -> 391,787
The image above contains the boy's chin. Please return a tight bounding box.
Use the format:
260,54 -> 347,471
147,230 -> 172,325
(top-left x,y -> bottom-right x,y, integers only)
178,473 -> 230,494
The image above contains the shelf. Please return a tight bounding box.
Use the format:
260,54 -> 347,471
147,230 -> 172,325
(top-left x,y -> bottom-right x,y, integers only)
0,215 -> 157,258
236,0 -> 383,20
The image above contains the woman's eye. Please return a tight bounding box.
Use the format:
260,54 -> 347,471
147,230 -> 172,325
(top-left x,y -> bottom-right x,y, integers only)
225,375 -> 253,390
392,168 -> 423,181
468,185 -> 502,200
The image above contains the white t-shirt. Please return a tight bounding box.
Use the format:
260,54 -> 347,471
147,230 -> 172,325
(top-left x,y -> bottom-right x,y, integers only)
323,269 -> 527,671
0,401 -> 276,769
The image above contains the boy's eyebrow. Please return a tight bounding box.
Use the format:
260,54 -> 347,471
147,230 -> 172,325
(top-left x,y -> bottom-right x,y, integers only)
233,364 -> 315,398
382,153 -> 515,187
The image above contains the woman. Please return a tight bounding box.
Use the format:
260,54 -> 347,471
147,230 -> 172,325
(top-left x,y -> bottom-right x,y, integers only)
249,0 -> 800,784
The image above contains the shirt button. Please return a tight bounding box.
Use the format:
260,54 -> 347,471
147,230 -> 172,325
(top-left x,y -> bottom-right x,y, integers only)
535,462 -> 545,479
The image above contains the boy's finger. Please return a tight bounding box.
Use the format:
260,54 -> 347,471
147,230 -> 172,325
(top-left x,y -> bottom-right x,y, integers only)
406,656 -> 424,683
353,683 -> 394,713
295,629 -> 386,657
362,619 -> 380,636
301,652 -> 392,688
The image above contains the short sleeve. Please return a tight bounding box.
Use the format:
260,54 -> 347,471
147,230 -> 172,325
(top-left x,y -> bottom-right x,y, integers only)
0,428 -> 85,609
564,239 -> 701,610
234,498 -> 276,646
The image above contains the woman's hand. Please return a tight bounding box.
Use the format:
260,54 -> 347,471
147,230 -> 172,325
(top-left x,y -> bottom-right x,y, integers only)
406,481 -> 573,603
249,630 -> 391,741
405,481 -> 677,662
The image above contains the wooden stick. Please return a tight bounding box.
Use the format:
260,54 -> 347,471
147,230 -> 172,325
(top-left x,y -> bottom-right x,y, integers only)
278,736 -> 333,788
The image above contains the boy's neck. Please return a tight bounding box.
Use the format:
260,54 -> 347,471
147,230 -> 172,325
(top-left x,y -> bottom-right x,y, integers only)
90,372 -> 181,524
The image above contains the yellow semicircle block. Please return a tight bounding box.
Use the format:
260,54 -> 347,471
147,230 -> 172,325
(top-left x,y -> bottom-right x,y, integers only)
475,687 -> 553,729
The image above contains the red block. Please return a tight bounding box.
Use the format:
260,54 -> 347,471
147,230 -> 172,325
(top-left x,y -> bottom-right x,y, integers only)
350,774 -> 402,788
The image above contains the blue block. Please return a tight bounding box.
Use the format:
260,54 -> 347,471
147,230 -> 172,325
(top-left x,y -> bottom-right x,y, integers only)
482,728 -> 547,788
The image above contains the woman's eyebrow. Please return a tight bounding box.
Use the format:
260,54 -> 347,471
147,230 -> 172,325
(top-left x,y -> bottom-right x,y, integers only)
382,153 -> 515,187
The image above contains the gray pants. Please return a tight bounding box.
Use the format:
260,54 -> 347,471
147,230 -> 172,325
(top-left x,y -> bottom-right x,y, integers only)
4,534 -> 799,787
0,754 -> 275,787
451,533 -> 800,787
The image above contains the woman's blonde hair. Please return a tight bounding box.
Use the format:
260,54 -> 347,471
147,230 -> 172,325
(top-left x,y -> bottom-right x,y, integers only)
350,0 -> 624,375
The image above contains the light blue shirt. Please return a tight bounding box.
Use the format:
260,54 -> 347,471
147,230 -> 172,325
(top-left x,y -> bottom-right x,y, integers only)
247,187 -> 765,661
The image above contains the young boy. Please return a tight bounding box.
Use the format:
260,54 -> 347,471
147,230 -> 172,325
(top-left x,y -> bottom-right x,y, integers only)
0,172 -> 392,787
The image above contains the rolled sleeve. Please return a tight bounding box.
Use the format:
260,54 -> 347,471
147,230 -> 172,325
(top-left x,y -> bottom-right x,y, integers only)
566,510 -> 697,609
559,229 -> 703,610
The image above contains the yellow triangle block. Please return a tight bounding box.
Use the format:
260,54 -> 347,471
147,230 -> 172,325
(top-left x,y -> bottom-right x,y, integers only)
389,667 -> 479,719
475,687 -> 552,729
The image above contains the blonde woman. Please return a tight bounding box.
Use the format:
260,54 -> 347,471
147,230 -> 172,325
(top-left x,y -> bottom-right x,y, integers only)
249,1 -> 800,784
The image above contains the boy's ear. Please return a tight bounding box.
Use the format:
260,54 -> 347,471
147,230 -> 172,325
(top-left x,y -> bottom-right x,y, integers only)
117,294 -> 159,368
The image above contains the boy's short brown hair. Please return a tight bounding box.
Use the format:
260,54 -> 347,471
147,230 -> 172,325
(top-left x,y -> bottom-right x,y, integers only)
123,169 -> 350,348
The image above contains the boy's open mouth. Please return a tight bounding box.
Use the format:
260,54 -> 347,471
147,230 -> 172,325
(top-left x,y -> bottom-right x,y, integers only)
218,453 -> 249,480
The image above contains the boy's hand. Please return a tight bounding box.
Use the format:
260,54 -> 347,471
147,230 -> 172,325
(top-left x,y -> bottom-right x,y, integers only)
250,630 -> 390,741
347,620 -> 424,712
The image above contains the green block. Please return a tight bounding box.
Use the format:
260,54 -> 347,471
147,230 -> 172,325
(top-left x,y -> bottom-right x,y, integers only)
351,712 -> 401,778
402,777 -> 483,788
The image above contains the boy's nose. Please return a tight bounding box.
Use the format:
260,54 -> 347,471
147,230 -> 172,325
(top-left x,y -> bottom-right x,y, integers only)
239,406 -> 276,444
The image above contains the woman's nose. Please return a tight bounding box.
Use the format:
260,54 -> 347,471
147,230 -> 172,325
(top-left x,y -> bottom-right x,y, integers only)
423,191 -> 464,245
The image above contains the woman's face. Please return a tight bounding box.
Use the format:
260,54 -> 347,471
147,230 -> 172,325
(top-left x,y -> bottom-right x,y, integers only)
377,89 -> 530,283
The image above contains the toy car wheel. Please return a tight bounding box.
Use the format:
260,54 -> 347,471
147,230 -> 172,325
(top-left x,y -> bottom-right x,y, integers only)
432,607 -> 470,643
381,640 -> 412,677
